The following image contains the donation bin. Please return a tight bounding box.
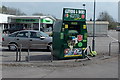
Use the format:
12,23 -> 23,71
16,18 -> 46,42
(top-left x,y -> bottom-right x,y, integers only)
53,8 -> 87,59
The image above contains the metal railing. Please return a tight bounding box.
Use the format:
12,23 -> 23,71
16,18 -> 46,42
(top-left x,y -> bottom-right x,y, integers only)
7,44 -> 22,62
26,44 -> 53,62
108,34 -> 119,56
109,41 -> 119,56
7,44 -> 53,62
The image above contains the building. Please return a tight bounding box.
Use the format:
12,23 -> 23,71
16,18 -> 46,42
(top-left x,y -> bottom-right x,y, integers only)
86,21 -> 109,36
0,13 -> 15,31
0,14 -> 109,37
8,16 -> 56,32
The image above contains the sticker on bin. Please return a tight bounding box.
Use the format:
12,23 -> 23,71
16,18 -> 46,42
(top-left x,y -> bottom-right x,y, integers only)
64,48 -> 82,57
77,35 -> 83,41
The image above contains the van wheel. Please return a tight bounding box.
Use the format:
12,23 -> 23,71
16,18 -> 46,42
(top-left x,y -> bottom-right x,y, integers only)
8,44 -> 17,51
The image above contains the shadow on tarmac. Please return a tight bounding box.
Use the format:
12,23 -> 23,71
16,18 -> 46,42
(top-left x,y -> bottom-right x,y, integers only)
2,47 -> 54,62
2,48 -> 50,52
26,55 -> 52,61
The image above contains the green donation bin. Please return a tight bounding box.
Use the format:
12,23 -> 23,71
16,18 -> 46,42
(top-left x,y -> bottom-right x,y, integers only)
53,8 -> 87,59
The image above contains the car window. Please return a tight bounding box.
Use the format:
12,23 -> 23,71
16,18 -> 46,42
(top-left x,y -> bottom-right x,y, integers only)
9,32 -> 19,37
39,32 -> 49,37
30,32 -> 40,38
16,31 -> 28,38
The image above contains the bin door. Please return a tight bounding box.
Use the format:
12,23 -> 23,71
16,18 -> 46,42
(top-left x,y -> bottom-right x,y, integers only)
63,23 -> 83,57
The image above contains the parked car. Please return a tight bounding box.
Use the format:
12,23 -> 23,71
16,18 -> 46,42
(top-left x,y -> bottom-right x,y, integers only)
116,27 -> 120,31
2,30 -> 52,51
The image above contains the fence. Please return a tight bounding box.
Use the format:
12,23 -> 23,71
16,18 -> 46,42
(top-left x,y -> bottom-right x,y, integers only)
8,44 -> 53,62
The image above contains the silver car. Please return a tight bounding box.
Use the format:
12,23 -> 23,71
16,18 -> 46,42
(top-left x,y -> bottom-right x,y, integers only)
2,30 -> 52,51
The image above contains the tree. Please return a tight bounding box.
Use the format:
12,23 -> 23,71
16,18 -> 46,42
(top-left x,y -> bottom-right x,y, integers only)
96,11 -> 117,29
2,6 -> 7,14
2,5 -> 26,15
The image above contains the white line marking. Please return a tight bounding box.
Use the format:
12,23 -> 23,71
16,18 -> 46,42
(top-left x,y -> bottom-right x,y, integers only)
108,35 -> 118,42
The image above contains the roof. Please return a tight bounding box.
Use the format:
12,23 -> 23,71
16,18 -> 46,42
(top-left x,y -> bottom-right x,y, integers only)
86,21 -> 109,25
0,13 -> 15,23
8,16 -> 56,21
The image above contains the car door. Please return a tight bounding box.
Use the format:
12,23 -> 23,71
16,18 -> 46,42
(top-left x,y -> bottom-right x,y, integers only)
29,31 -> 48,49
15,31 -> 29,49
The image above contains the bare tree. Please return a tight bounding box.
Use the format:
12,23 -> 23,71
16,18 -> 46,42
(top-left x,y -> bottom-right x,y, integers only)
2,5 -> 26,15
97,11 -> 114,22
97,11 -> 117,29
2,6 -> 7,14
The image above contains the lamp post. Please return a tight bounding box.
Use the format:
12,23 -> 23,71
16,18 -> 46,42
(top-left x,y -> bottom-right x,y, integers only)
92,0 -> 96,51
118,31 -> 120,54
39,18 -> 41,31
83,4 -> 86,9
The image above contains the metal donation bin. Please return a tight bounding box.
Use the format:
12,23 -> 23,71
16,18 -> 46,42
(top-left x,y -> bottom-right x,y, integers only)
53,8 -> 87,59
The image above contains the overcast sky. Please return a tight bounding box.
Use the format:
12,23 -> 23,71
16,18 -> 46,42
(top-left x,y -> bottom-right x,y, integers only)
1,1 -> 119,21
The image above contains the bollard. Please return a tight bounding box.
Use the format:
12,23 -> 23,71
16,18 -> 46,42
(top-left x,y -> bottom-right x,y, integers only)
8,44 -> 19,61
16,47 -> 19,61
109,42 -> 111,56
19,44 -> 22,61
118,31 -> 120,54
109,41 -> 119,56
25,44 -> 54,62
27,46 -> 30,62
119,42 -> 120,54
51,49 -> 53,62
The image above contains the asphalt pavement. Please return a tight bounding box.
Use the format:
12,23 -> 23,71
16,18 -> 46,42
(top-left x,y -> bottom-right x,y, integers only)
1,30 -> 119,78
2,57 -> 118,78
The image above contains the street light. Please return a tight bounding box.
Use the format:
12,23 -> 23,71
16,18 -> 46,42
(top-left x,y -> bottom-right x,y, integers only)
83,4 -> 86,9
92,0 -> 96,51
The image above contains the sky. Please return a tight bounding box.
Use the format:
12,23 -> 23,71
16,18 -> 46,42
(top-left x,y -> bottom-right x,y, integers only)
0,0 -> 119,21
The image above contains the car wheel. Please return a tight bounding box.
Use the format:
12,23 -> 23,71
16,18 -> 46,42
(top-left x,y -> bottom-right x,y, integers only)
8,44 -> 17,51
48,44 -> 52,51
